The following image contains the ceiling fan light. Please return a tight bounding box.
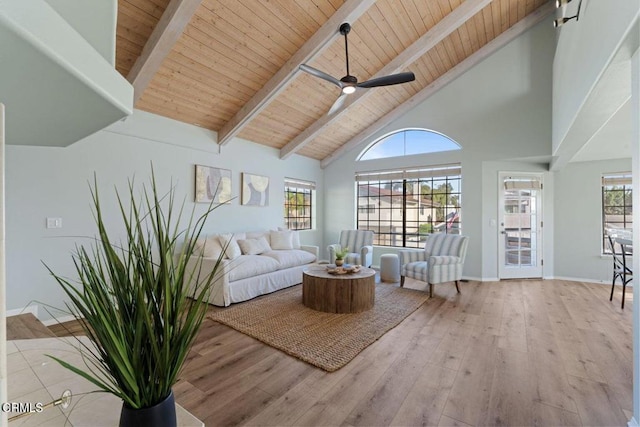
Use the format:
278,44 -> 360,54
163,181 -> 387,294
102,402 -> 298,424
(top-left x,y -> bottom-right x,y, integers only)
342,86 -> 356,94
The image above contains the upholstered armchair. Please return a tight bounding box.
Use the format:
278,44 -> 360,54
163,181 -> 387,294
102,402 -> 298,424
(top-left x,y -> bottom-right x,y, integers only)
399,233 -> 469,297
328,230 -> 374,267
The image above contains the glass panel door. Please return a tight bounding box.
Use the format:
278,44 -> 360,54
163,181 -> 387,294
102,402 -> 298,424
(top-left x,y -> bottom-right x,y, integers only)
499,173 -> 543,279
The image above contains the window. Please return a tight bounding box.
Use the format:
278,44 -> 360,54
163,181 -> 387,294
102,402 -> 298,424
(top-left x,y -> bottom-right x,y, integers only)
358,128 -> 461,161
356,165 -> 461,248
602,173 -> 632,253
358,204 -> 376,214
284,178 -> 315,230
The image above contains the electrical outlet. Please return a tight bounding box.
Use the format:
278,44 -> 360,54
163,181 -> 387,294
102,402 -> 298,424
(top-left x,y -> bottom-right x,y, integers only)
46,217 -> 62,229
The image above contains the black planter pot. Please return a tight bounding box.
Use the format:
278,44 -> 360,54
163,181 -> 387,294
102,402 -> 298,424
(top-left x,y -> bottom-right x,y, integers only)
119,390 -> 177,427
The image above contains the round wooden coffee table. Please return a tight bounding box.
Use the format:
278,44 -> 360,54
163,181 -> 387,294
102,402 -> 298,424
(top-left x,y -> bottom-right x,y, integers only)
302,267 -> 376,313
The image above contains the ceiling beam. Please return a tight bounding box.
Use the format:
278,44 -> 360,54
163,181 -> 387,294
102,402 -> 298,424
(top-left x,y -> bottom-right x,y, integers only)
280,0 -> 493,160
320,1 -> 555,169
127,0 -> 203,103
217,0 -> 377,146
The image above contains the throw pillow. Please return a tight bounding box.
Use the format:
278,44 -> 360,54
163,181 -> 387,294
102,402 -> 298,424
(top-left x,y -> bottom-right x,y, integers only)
270,230 -> 294,250
201,235 -> 223,259
217,233 -> 242,259
192,237 -> 207,256
237,237 -> 271,255
246,231 -> 271,246
278,226 -> 300,249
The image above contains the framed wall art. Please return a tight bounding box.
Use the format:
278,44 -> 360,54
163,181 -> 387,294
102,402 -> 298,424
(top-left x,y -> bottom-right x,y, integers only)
195,165 -> 232,204
241,172 -> 269,206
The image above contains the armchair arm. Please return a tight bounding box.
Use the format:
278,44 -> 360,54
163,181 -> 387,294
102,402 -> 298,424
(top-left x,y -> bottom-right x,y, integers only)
360,245 -> 373,267
327,243 -> 341,264
428,255 -> 461,266
300,244 -> 319,259
399,249 -> 427,265
184,256 -> 231,306
428,255 -> 463,284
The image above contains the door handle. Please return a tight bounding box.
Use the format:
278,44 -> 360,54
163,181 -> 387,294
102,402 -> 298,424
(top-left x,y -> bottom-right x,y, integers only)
500,231 -> 506,234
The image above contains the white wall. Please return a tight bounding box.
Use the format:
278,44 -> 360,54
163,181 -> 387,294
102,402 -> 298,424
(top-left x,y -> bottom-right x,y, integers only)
553,0 -> 639,154
553,158 -> 631,282
631,46 -> 640,427
5,110 -> 324,321
0,0 -> 132,147
44,0 -> 118,65
323,19 -> 555,280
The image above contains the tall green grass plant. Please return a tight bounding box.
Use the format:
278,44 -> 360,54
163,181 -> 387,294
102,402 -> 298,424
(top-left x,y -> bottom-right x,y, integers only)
45,172 -> 224,409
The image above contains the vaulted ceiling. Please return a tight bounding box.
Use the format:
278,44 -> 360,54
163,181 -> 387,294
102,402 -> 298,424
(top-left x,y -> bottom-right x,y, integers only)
116,0 -> 553,167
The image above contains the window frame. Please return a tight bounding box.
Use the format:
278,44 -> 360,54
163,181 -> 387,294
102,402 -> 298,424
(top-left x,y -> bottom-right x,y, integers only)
356,165 -> 462,248
357,128 -> 461,161
602,172 -> 632,254
284,178 -> 315,231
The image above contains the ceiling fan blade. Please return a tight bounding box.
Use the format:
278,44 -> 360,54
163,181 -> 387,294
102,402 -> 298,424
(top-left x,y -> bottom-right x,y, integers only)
299,64 -> 343,89
357,72 -> 416,88
328,93 -> 348,115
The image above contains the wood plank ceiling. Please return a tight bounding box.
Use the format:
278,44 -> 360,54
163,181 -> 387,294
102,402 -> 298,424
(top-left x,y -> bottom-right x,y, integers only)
116,0 -> 552,167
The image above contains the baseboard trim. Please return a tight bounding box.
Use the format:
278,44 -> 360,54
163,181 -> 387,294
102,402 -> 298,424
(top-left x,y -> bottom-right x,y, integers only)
462,276 -> 608,284
6,305 -> 38,318
551,276 -> 609,285
463,276 -> 499,282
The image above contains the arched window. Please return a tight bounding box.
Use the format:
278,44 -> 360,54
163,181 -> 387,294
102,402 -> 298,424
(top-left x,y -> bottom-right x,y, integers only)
357,128 -> 461,161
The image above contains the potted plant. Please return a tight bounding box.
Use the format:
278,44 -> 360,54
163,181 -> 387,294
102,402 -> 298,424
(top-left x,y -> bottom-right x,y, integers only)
334,246 -> 349,266
45,172 -> 225,427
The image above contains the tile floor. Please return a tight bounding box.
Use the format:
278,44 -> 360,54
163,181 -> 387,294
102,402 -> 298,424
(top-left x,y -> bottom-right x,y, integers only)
8,337 -> 203,426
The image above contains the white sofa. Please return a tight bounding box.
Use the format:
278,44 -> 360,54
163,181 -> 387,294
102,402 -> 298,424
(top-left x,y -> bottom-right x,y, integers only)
185,229 -> 318,306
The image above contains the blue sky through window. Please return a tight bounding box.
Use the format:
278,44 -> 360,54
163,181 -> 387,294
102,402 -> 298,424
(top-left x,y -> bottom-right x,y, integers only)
358,129 -> 460,160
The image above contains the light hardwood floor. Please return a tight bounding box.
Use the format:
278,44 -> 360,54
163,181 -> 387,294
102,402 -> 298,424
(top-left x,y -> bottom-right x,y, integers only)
176,279 -> 633,426
12,279 -> 632,426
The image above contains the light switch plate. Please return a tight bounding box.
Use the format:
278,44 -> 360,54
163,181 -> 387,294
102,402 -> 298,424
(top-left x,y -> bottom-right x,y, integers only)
46,217 -> 62,229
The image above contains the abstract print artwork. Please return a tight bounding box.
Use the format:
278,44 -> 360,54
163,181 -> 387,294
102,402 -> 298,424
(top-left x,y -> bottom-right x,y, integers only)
242,173 -> 269,206
195,165 -> 232,204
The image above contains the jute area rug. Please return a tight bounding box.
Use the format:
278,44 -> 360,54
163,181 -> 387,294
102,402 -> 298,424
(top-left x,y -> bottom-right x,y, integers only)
208,283 -> 429,372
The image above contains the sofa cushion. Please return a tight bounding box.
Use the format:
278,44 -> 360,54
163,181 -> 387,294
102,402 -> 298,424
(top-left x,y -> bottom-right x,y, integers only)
262,249 -> 316,270
246,231 -> 271,245
218,233 -> 244,259
227,255 -> 279,281
204,235 -> 224,258
270,230 -> 294,250
193,235 -> 224,259
278,227 -> 300,249
401,261 -> 428,282
192,237 -> 207,256
237,237 -> 271,255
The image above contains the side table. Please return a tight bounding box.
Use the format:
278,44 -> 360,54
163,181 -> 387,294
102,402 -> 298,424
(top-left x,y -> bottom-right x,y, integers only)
380,254 -> 400,283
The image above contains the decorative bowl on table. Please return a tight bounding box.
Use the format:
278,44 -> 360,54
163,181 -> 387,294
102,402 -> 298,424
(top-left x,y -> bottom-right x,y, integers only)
327,265 -> 362,274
